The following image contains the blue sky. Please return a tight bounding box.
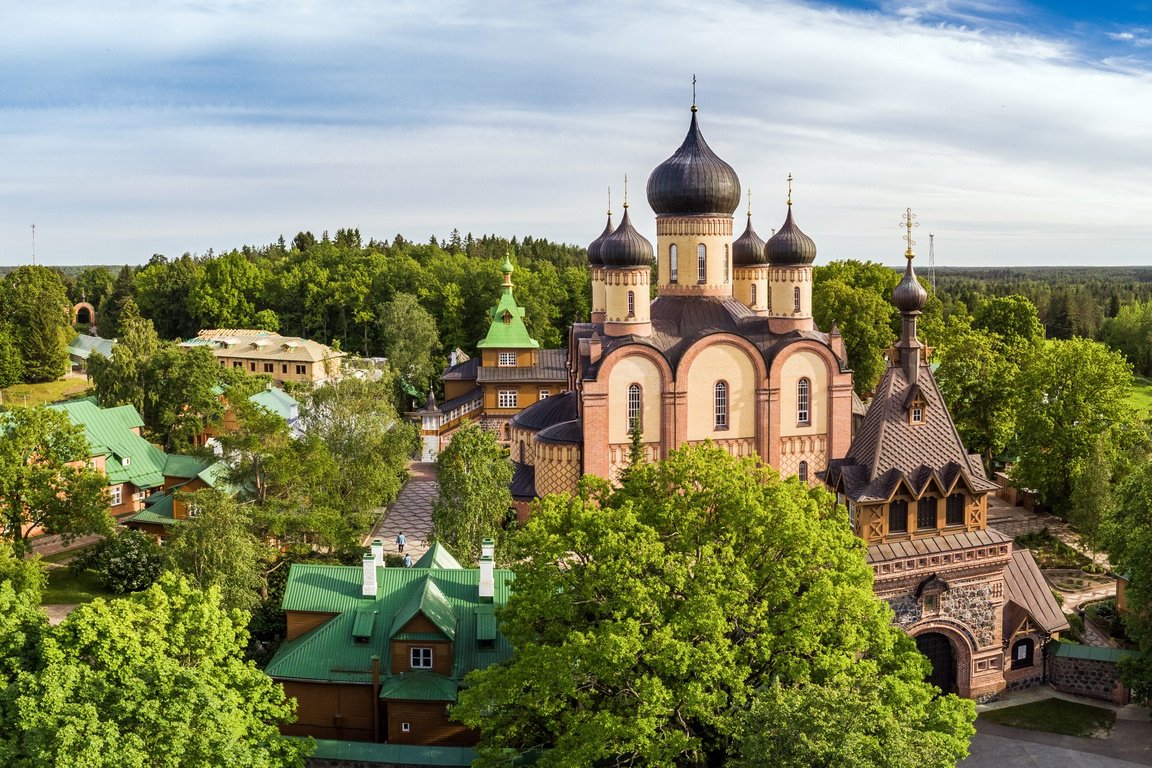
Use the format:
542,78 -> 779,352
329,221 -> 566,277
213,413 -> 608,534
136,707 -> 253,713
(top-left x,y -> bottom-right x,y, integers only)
1,0 -> 1150,267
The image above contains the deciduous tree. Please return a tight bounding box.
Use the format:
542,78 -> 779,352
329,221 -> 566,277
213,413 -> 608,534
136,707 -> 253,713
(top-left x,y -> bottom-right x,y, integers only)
0,266 -> 71,383
0,407 -> 112,556
453,445 -> 974,767
431,421 -> 512,565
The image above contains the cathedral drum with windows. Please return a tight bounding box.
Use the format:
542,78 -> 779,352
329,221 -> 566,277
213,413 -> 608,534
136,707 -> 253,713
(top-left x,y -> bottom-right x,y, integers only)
510,103 -> 856,514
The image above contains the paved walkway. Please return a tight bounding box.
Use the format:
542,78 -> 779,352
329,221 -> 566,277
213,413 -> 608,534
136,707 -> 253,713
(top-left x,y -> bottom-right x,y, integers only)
365,462 -> 437,560
961,687 -> 1152,767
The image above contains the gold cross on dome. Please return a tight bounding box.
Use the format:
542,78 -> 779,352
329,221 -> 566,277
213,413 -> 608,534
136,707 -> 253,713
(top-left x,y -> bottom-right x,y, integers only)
787,173 -> 793,206
901,207 -> 918,257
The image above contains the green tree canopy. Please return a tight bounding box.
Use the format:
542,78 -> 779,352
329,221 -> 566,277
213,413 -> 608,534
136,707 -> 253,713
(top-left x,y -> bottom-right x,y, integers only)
378,293 -> 441,398
1103,461 -> 1152,700
431,421 -> 512,565
971,295 -> 1044,348
0,574 -> 308,767
1012,338 -> 1147,536
0,266 -> 71,384
453,445 -> 974,767
813,261 -> 899,396
0,407 -> 112,556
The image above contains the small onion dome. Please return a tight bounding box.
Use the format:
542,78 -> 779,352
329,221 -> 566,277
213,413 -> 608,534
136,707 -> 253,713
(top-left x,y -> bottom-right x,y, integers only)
501,254 -> 514,275
587,213 -> 613,267
766,207 -> 817,266
601,207 -> 654,269
893,256 -> 928,313
646,110 -> 741,217
732,214 -> 768,267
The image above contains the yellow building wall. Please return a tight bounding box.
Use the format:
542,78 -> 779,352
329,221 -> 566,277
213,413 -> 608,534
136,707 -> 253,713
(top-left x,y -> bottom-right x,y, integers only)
684,343 -> 757,441
768,266 -> 813,318
655,217 -> 734,292
778,350 -> 828,436
732,267 -> 769,312
606,354 -> 665,444
603,269 -> 651,324
480,350 -> 535,368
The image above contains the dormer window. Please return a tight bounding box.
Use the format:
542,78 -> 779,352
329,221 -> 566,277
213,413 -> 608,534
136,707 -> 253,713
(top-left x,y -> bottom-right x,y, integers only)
502,310 -> 512,324
410,647 -> 433,669
911,407 -> 924,423
498,351 -> 516,367
905,384 -> 927,424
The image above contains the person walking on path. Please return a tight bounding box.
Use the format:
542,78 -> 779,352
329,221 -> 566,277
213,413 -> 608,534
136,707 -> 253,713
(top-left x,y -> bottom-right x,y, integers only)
404,553 -> 413,568
396,532 -> 406,553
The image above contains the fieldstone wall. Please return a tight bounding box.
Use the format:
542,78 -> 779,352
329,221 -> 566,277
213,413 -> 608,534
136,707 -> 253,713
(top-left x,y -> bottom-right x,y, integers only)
887,582 -> 999,648
1048,655 -> 1130,705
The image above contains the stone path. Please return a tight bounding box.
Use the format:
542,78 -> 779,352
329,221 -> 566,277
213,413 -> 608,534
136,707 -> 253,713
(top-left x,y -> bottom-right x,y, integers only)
365,462 -> 437,561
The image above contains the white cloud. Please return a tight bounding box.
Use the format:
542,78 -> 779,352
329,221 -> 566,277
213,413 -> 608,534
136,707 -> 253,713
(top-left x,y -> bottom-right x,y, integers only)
1,0 -> 1151,266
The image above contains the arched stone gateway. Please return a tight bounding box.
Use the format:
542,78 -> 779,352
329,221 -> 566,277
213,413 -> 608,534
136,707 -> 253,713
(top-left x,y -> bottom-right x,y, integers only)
72,301 -> 96,327
915,632 -> 957,694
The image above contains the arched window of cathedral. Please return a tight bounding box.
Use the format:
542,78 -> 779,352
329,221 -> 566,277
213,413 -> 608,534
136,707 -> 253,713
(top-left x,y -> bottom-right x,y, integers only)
627,290 -> 635,317
697,244 -> 707,283
627,383 -> 642,431
793,285 -> 801,313
798,461 -> 808,482
724,245 -> 729,282
750,283 -> 757,306
714,381 -> 728,428
797,378 -> 810,425
519,439 -> 526,462
669,244 -> 678,283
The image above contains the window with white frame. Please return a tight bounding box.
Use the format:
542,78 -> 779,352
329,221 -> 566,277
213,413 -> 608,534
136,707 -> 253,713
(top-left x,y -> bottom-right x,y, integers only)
627,290 -> 635,317
538,390 -> 550,400
793,285 -> 801,313
411,647 -> 433,669
627,384 -> 642,431
714,381 -> 728,428
697,244 -> 707,283
187,502 -> 201,519
797,378 -> 810,425
798,461 -> 808,482
110,485 -> 123,506
498,351 -> 516,367
669,244 -> 678,283
498,390 -> 518,409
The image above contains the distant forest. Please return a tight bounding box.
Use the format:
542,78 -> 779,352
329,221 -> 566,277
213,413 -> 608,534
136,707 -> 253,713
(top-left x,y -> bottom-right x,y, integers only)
8,237 -> 1152,384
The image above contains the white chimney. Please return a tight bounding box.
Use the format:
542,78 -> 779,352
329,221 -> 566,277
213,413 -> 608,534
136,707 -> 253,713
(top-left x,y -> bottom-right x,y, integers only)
478,538 -> 495,600
362,553 -> 377,597
371,539 -> 384,568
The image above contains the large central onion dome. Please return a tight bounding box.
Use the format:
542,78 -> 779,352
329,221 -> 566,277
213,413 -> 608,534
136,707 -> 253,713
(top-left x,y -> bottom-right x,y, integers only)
766,206 -> 817,266
601,207 -> 654,268
732,214 -> 768,267
646,109 -> 741,217
587,211 -> 613,267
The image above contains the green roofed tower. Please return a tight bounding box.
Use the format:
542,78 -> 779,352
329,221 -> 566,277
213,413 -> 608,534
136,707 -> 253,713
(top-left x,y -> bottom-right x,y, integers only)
477,254 -> 540,351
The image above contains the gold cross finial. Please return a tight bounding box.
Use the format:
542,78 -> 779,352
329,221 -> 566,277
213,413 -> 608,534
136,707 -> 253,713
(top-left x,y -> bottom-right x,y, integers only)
623,174 -> 629,209
786,173 -> 793,206
691,74 -> 697,112
747,188 -> 752,218
901,207 -> 918,258
607,186 -> 612,216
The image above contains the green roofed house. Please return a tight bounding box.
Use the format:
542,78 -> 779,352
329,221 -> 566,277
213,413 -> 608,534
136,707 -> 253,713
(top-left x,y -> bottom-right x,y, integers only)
420,254 -> 567,462
48,398 -> 230,535
266,538 -> 511,751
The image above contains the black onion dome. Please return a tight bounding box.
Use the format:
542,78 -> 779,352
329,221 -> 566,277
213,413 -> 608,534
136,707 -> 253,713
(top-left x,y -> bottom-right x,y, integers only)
893,257 -> 928,313
646,110 -> 741,216
732,215 -> 768,267
587,213 -> 613,267
766,207 -> 817,266
601,208 -> 654,269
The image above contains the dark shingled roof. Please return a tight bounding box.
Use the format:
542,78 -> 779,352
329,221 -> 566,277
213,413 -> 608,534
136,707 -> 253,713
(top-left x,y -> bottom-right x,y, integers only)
866,528 -> 1011,564
438,387 -> 483,414
476,349 -> 567,383
441,357 -> 479,381
510,462 -> 537,501
826,360 -> 998,503
536,419 -> 583,445
581,296 -> 844,381
511,391 -> 578,432
1003,548 -> 1070,635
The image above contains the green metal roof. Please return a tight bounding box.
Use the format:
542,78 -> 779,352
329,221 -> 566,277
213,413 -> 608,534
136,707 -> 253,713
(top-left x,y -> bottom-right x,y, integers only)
49,400 -> 167,489
307,739 -> 476,766
267,563 -> 513,688
414,543 -> 463,570
378,671 -> 459,702
475,604 -> 497,641
163,453 -> 215,479
1053,643 -> 1138,662
352,609 -> 378,640
391,578 -> 457,640
476,256 -> 539,350
249,388 -> 299,421
128,493 -> 177,526
68,334 -> 117,360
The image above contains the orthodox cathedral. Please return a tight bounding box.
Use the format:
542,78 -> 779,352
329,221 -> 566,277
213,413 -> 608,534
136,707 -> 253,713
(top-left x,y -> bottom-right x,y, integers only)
429,103 -> 1066,701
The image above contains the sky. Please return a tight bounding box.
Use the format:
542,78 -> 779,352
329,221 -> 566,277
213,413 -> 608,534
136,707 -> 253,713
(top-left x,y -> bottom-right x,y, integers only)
1,0 -> 1151,268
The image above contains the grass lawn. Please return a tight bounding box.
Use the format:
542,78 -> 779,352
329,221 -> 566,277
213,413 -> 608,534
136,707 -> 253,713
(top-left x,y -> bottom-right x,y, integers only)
39,542 -> 99,565
981,697 -> 1115,738
1130,376 -> 1152,416
41,567 -> 115,605
1,378 -> 91,408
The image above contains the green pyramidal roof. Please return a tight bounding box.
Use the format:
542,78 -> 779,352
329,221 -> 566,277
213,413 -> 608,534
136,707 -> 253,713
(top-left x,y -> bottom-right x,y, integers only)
414,543 -> 464,570
390,577 -> 457,640
476,255 -> 539,350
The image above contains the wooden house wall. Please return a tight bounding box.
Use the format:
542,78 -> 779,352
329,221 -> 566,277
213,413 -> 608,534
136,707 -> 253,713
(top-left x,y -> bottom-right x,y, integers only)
389,639 -> 453,676
286,611 -> 337,641
281,681 -> 376,741
386,701 -> 476,747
